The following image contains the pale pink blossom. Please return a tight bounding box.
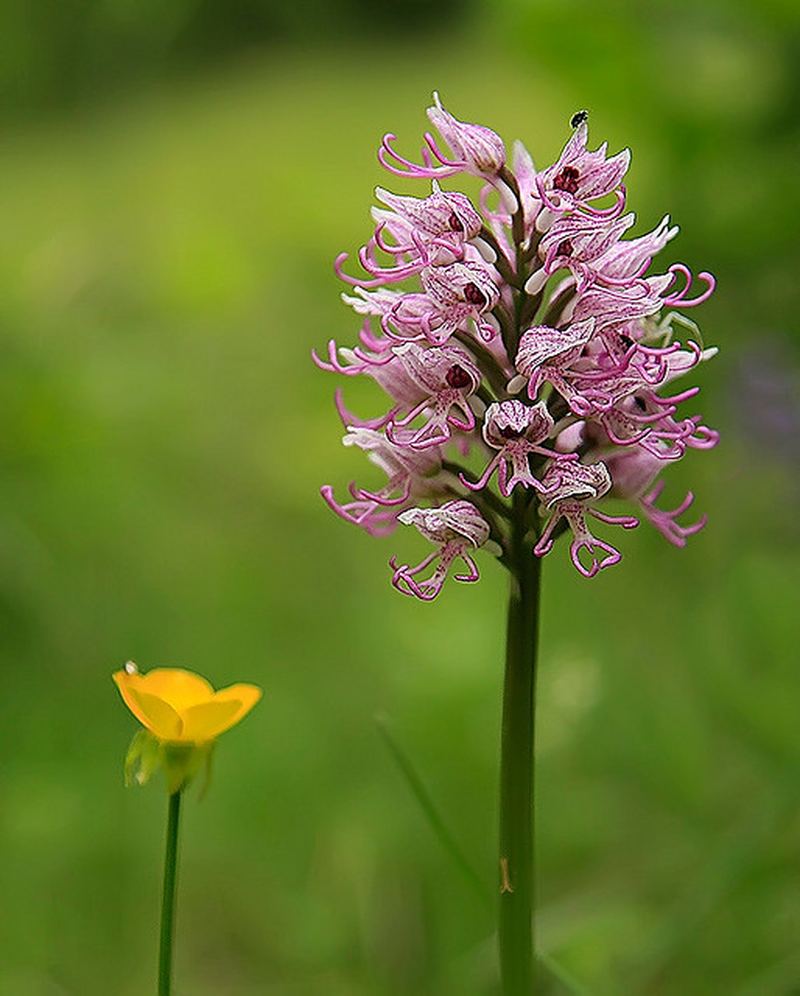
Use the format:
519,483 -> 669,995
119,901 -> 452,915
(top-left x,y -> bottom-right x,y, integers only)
320,428 -> 442,537
379,93 -> 505,180
534,461 -> 639,578
385,342 -> 481,449
461,400 -> 573,497
390,501 -> 490,600
536,119 -> 630,218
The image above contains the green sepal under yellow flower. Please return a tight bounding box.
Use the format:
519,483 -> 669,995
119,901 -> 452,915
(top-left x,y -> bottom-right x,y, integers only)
124,729 -> 215,794
125,729 -> 160,788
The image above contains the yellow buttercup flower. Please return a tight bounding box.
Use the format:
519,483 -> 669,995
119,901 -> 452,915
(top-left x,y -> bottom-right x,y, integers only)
113,662 -> 262,792
113,664 -> 263,994
113,663 -> 262,743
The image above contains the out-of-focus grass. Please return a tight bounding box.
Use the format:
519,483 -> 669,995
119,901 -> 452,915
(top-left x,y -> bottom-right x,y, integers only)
0,14 -> 798,996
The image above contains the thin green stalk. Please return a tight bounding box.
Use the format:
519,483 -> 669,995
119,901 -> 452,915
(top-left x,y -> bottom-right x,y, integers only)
376,716 -> 491,907
159,790 -> 182,996
499,490 -> 541,995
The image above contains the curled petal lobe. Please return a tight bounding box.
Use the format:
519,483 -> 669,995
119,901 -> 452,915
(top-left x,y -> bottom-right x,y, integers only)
568,534 -> 623,578
639,481 -> 707,547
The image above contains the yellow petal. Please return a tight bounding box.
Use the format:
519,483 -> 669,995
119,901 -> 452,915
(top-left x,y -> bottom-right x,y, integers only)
179,699 -> 244,742
113,670 -> 152,726
180,684 -> 262,742
135,668 -> 215,712
114,671 -> 183,740
213,683 -> 263,728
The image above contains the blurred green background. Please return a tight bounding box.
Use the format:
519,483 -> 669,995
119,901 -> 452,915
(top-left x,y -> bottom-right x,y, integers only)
0,0 -> 798,993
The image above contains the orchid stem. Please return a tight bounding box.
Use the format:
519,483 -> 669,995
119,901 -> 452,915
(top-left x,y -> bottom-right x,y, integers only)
499,490 -> 541,994
159,790 -> 182,996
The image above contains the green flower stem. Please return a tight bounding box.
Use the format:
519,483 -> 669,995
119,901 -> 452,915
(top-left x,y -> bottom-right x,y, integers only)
159,789 -> 183,996
499,490 -> 542,995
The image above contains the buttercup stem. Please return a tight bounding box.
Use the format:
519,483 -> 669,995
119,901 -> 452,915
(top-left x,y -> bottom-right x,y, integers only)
159,789 -> 182,996
499,490 -> 541,994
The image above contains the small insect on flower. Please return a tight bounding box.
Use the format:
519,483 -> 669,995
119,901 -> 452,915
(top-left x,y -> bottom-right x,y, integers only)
570,109 -> 589,129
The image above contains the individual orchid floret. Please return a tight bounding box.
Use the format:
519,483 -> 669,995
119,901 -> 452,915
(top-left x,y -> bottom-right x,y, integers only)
337,186 -> 486,286
567,265 -> 712,330
540,338 -> 703,420
379,93 -> 505,181
605,445 -> 707,547
573,266 -> 716,339
514,319 -> 596,400
570,273 -> 675,339
536,118 -> 630,218
342,286 -> 441,342
537,212 -> 636,290
462,400 -> 572,497
593,214 -> 679,284
372,183 -> 483,265
390,500 -> 490,601
343,258 -> 500,346
419,259 -> 501,343
534,461 -> 639,578
321,338 -> 483,441
321,428 -> 442,537
386,342 -> 481,449
594,397 -> 718,460
426,93 -> 506,177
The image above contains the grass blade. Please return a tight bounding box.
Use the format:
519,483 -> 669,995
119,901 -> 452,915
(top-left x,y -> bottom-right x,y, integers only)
375,713 -> 491,906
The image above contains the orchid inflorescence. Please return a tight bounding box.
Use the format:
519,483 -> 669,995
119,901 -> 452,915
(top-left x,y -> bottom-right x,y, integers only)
316,95 -> 718,598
